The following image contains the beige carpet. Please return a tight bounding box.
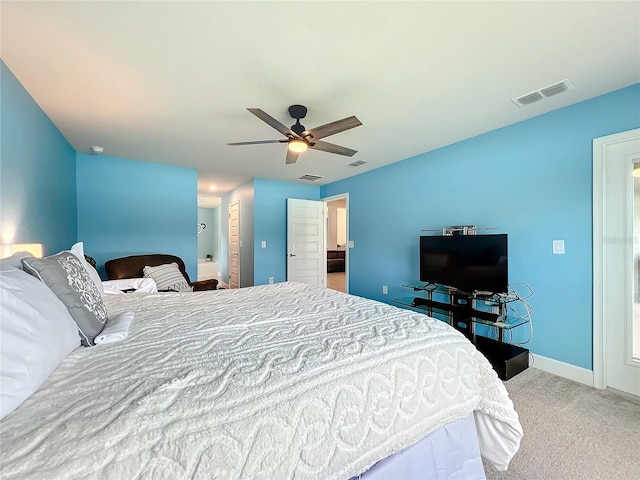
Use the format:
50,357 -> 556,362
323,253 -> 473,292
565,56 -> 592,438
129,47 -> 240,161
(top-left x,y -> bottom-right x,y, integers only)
484,367 -> 640,480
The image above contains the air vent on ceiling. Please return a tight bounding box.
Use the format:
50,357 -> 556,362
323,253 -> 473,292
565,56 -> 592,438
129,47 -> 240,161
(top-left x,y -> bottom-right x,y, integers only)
516,92 -> 544,105
348,160 -> 367,167
299,174 -> 323,181
512,79 -> 575,107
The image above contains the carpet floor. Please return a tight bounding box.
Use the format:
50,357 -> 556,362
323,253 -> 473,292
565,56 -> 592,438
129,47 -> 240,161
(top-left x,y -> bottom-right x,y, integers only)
484,367 -> 640,480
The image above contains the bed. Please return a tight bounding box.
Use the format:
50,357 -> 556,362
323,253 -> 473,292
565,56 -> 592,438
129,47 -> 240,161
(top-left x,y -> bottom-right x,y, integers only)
0,272 -> 522,479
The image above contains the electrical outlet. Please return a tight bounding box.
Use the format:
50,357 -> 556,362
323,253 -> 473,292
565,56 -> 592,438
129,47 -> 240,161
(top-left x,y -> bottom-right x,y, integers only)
268,277 -> 274,284
382,285 -> 388,295
348,240 -> 355,248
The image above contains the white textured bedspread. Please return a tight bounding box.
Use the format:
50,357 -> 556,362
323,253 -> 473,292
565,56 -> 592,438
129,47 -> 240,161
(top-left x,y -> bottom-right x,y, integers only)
0,282 -> 522,479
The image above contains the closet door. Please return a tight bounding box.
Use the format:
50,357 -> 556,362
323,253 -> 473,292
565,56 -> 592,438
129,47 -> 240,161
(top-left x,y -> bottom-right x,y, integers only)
228,202 -> 240,289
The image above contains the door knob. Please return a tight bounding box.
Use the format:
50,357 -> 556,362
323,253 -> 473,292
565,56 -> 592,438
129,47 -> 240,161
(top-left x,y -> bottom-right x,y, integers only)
289,253 -> 296,257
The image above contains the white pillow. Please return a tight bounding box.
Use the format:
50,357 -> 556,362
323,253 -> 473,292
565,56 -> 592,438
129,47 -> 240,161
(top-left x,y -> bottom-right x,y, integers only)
0,252 -> 33,271
102,277 -> 158,294
70,242 -> 104,297
0,268 -> 80,420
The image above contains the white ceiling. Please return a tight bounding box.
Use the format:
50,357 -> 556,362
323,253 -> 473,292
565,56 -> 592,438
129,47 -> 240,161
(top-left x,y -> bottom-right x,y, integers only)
2,1 -> 639,208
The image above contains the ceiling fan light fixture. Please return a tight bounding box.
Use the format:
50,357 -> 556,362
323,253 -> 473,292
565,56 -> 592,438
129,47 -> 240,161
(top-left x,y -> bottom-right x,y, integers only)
288,139 -> 307,153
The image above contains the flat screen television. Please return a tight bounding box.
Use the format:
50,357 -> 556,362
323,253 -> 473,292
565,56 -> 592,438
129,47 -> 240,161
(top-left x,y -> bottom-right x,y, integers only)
419,234 -> 508,294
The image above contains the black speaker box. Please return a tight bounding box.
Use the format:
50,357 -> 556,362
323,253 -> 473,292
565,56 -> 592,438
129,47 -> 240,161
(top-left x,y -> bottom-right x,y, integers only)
472,335 -> 529,381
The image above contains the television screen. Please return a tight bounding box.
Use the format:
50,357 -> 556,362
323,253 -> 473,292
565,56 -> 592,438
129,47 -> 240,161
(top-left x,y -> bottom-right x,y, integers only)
419,234 -> 508,293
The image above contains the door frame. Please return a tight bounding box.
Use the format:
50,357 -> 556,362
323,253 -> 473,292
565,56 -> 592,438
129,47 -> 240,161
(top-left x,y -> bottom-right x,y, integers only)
322,193 -> 349,293
593,128 -> 640,389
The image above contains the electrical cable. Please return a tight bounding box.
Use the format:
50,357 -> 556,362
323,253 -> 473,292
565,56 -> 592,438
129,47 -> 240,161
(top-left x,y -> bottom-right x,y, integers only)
472,282 -> 534,345
505,282 -> 534,345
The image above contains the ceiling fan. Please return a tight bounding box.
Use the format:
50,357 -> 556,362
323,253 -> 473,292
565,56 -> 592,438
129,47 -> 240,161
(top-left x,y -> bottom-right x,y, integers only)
227,105 -> 362,164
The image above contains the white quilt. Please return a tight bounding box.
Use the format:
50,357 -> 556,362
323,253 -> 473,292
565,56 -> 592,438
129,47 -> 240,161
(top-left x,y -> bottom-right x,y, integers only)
0,282 -> 522,479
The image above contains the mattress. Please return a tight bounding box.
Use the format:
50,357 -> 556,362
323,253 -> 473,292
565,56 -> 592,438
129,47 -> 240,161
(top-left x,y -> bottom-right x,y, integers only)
0,282 -> 522,479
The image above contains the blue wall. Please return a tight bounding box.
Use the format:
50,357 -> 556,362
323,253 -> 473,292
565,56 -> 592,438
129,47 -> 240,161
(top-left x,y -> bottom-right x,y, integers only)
321,84 -> 640,370
211,206 -> 221,262
253,178 -> 320,285
76,154 -> 198,279
0,61 -> 77,254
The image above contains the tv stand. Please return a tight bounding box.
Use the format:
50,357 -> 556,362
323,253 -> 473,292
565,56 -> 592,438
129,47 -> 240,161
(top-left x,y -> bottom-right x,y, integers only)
394,282 -> 529,380
471,335 -> 529,381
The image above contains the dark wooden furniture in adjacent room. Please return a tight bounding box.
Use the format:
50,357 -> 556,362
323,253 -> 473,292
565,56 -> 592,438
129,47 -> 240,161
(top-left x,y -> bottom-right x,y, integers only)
327,250 -> 345,273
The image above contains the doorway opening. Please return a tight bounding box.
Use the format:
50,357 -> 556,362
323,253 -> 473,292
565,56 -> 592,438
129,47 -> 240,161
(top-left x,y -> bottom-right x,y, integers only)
197,206 -> 221,284
324,194 -> 348,293
593,128 -> 640,396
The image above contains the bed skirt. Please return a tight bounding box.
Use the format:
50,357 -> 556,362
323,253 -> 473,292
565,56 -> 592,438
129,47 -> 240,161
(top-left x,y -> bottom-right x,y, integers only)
356,412 -> 485,479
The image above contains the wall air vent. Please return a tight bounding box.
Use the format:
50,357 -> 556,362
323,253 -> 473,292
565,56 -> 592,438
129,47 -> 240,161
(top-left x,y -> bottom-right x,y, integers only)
299,174 -> 323,181
512,79 -> 575,107
348,160 -> 367,167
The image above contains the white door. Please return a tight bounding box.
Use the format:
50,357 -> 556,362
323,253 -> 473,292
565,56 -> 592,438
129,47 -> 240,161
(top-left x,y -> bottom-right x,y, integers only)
594,128 -> 640,396
287,198 -> 326,287
228,201 -> 240,289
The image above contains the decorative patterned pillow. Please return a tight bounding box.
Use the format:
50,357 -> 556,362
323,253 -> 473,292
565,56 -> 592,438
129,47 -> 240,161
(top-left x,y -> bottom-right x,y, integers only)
143,262 -> 193,292
69,242 -> 104,297
22,252 -> 108,346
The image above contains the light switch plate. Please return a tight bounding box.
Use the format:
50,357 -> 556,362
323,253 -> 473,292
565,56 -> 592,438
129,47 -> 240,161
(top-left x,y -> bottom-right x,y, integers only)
552,240 -> 565,254
348,240 -> 355,248
261,240 -> 266,248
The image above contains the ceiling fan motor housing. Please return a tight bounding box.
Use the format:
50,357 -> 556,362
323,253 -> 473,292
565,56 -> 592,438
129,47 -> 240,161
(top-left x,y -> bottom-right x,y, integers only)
291,122 -> 307,136
289,105 -> 308,136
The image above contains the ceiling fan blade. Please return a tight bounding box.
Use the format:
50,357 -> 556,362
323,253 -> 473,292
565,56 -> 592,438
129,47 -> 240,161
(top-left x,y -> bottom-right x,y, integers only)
227,139 -> 287,146
304,116 -> 362,140
285,149 -> 300,164
309,140 -> 357,157
247,108 -> 297,138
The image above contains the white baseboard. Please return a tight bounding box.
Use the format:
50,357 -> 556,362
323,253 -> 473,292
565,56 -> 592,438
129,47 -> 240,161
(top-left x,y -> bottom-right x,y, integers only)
218,280 -> 229,289
531,353 -> 594,387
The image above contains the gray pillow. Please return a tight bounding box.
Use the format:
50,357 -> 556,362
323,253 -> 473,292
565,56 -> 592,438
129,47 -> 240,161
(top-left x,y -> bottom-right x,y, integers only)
22,252 -> 108,346
143,262 -> 193,292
